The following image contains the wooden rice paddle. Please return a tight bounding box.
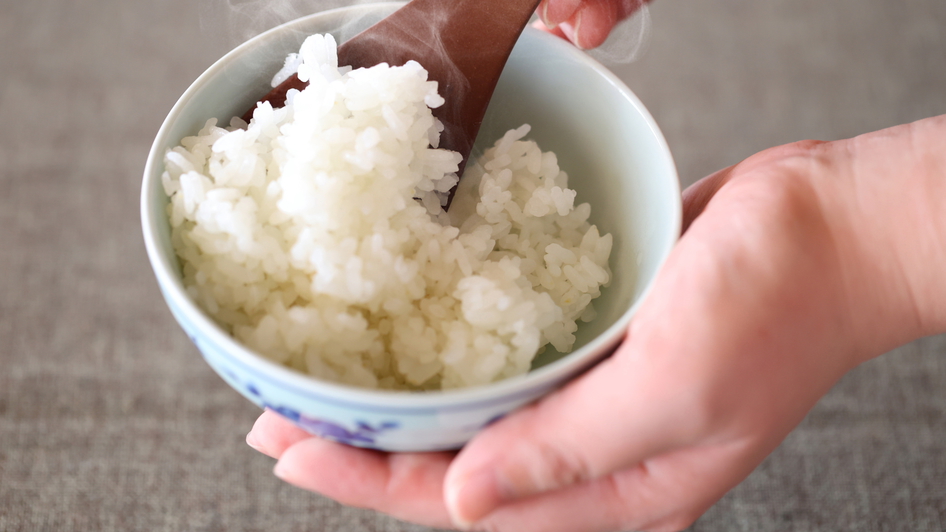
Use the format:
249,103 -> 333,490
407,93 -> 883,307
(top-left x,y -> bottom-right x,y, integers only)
242,0 -> 542,202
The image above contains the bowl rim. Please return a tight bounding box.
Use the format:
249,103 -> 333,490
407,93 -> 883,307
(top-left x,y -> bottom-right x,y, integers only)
140,3 -> 681,410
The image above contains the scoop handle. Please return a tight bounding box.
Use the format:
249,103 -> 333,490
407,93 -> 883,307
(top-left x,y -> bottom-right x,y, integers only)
337,0 -> 543,176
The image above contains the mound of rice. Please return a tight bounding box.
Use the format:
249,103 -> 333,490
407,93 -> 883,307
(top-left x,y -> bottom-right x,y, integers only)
162,34 -> 612,390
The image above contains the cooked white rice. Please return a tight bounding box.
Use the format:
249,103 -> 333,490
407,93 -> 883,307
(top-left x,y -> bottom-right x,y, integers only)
162,34 -> 612,390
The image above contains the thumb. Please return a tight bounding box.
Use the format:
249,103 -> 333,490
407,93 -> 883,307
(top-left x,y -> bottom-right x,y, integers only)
681,165 -> 735,233
681,139 -> 832,233
540,0 -> 650,50
443,340 -> 700,527
442,157 -> 755,527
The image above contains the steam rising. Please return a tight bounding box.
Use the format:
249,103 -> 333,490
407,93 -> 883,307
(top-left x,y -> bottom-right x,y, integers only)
200,0 -> 649,70
199,0 -> 381,47
588,2 -> 651,65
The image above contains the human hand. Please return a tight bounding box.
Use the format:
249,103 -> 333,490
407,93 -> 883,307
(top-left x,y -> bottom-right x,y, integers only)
246,116 -> 946,531
534,0 -> 650,49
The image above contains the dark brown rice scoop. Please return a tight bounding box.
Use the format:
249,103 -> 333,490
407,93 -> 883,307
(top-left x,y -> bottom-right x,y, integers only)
243,0 -> 542,202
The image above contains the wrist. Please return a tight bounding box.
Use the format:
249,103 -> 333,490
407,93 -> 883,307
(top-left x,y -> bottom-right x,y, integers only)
810,115 -> 946,362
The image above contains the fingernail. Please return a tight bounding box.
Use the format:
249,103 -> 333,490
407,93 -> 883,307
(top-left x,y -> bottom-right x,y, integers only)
558,15 -> 585,50
539,2 -> 555,28
273,461 -> 290,480
544,0 -> 582,27
572,11 -> 586,49
246,431 -> 265,453
445,470 -> 507,529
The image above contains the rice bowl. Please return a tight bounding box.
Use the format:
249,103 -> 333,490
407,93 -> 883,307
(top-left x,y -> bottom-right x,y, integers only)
162,34 -> 613,391
141,2 -> 680,451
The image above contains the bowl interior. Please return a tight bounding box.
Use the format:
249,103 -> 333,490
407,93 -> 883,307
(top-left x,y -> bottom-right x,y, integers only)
477,32 -> 680,368
142,3 -> 679,393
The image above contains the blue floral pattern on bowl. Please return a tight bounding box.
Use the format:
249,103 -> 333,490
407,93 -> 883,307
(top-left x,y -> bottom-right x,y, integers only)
244,378 -> 400,447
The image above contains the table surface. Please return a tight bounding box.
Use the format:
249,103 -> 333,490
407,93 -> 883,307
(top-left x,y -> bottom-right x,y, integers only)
2,1 -> 945,531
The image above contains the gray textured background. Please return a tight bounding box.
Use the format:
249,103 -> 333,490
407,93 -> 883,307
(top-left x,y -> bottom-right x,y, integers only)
2,0 -> 945,531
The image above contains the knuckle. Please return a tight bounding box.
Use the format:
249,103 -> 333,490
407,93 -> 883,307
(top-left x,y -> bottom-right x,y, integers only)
743,138 -> 829,171
527,439 -> 596,491
622,513 -> 701,532
471,518 -> 504,532
655,513 -> 702,532
606,471 -> 705,532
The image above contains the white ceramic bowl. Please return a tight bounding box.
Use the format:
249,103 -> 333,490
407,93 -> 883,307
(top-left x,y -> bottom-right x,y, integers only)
141,2 -> 680,452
